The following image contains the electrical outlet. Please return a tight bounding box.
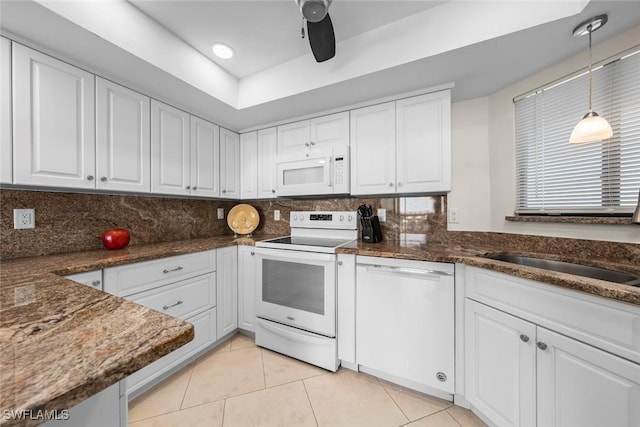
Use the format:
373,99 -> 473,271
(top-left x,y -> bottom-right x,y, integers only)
217,208 -> 224,220
274,210 -> 280,221
377,208 -> 386,222
448,208 -> 460,224
14,209 -> 35,229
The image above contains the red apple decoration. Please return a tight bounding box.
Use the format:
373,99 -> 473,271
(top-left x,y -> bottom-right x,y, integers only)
101,228 -> 131,250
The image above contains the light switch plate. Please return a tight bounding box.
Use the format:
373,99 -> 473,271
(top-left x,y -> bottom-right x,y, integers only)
274,210 -> 281,221
377,208 -> 386,222
217,208 -> 224,220
448,208 -> 460,224
14,209 -> 35,229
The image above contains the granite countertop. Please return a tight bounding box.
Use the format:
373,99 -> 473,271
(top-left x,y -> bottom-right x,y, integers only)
337,240 -> 640,306
1,234 -> 638,426
0,236 -> 256,427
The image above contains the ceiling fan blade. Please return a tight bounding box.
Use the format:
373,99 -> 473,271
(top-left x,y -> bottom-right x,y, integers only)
307,13 -> 335,62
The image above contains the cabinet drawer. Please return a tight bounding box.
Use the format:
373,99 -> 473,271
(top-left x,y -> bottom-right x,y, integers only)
104,250 -> 216,296
128,273 -> 215,320
127,308 -> 217,396
465,266 -> 640,364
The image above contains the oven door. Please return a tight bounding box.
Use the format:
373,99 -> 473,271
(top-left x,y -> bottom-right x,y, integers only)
276,154 -> 332,197
255,247 -> 336,337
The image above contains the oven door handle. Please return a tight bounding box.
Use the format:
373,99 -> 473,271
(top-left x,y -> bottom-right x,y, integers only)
357,263 -> 453,279
255,247 -> 336,262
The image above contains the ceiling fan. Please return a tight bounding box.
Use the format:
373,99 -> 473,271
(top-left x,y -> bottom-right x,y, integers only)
295,0 -> 335,62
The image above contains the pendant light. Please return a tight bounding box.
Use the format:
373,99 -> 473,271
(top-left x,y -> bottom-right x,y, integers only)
569,14 -> 613,144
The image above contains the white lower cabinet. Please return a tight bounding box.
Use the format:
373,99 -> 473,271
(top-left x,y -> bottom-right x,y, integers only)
337,254 -> 356,368
43,381 -> 126,427
217,246 -> 238,338
237,246 -> 256,332
464,267 -> 640,427
65,270 -> 103,291
465,299 -> 536,427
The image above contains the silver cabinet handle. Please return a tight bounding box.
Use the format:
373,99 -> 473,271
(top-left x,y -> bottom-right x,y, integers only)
305,142 -> 310,147
338,261 -> 343,266
90,280 -> 101,288
186,185 -> 191,190
358,263 -> 453,277
222,189 -> 227,193
537,342 -> 548,350
520,334 -> 529,343
398,182 -> 403,187
100,177 -> 107,182
272,189 -> 276,193
193,186 -> 197,190
310,141 -> 315,146
163,300 -> 183,310
87,175 -> 94,181
162,266 -> 184,274
250,251 -> 255,255
389,182 -> 394,187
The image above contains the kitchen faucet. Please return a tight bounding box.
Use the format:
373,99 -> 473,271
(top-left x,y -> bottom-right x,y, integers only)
633,189 -> 640,224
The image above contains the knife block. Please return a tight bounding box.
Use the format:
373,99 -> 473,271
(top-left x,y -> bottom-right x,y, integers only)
361,216 -> 382,243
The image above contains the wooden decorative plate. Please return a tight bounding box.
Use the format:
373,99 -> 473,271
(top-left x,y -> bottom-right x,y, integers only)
227,204 -> 260,235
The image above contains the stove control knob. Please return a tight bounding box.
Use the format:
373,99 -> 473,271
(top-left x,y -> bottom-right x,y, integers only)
340,215 -> 344,221
300,214 -> 305,220
348,215 -> 353,222
293,214 -> 298,221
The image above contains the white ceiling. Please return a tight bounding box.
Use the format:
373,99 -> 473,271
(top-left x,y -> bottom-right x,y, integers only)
1,1 -> 639,131
128,0 -> 447,78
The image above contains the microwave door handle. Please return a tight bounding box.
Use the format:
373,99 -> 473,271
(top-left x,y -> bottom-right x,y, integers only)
328,155 -> 334,187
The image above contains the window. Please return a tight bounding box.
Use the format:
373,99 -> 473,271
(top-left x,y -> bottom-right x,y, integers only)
514,50 -> 640,215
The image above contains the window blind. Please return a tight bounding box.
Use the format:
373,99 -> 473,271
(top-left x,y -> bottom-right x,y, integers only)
514,50 -> 640,215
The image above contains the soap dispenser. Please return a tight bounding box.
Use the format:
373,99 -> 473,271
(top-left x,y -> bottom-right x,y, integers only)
633,189 -> 640,224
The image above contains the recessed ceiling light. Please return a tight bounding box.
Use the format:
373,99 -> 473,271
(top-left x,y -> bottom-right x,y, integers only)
212,43 -> 234,59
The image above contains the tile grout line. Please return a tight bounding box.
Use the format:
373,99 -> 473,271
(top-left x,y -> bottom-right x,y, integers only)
221,397 -> 227,427
376,377 -> 411,425
445,407 -> 470,427
178,365 -> 196,410
260,347 -> 268,390
302,378 -> 320,427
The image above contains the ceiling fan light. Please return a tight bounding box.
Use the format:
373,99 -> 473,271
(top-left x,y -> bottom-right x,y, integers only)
569,111 -> 613,143
301,0 -> 329,23
212,43 -> 234,59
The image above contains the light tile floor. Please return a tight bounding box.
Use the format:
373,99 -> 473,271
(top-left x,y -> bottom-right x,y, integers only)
129,333 -> 487,427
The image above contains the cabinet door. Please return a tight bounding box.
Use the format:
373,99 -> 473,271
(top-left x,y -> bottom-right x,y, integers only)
465,299 -> 536,427
151,100 -> 190,195
537,327 -> 640,427
43,381 -> 122,427
190,116 -> 220,198
219,128 -> 240,199
277,120 -> 309,154
237,246 -> 256,332
217,246 -> 238,338
350,102 -> 395,195
96,77 -> 150,192
396,91 -> 451,193
257,127 -> 277,199
337,254 -> 356,366
65,270 -> 103,291
13,44 -> 95,188
1,37 -> 11,184
240,131 -> 258,199
309,112 -> 349,150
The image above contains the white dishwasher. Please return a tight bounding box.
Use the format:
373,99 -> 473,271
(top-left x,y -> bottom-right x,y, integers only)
356,256 -> 454,399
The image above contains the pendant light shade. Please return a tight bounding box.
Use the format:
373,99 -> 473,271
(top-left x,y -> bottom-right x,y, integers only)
570,14 -> 613,144
570,111 -> 613,143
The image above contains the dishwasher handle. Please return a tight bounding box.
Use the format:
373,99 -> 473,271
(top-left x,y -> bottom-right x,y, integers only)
357,263 -> 453,279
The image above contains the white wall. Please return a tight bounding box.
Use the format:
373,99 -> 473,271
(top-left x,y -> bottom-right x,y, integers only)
448,97 -> 492,231
451,25 -> 640,243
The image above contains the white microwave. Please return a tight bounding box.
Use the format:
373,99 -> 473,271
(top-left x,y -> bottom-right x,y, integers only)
275,145 -> 349,197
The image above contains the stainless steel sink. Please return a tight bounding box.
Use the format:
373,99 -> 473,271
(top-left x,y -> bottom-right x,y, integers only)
484,254 -> 640,287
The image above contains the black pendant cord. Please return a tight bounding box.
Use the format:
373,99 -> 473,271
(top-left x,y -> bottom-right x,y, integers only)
588,24 -> 593,113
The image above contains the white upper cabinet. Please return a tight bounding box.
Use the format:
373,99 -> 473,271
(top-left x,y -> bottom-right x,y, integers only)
257,127 -> 277,199
277,112 -> 348,154
220,127 -> 240,199
1,37 -> 11,184
96,77 -> 150,192
350,91 -> 451,196
190,116 -> 220,198
350,102 -> 396,195
396,91 -> 451,193
151,99 -> 190,196
240,131 -> 258,199
13,43 -> 96,188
